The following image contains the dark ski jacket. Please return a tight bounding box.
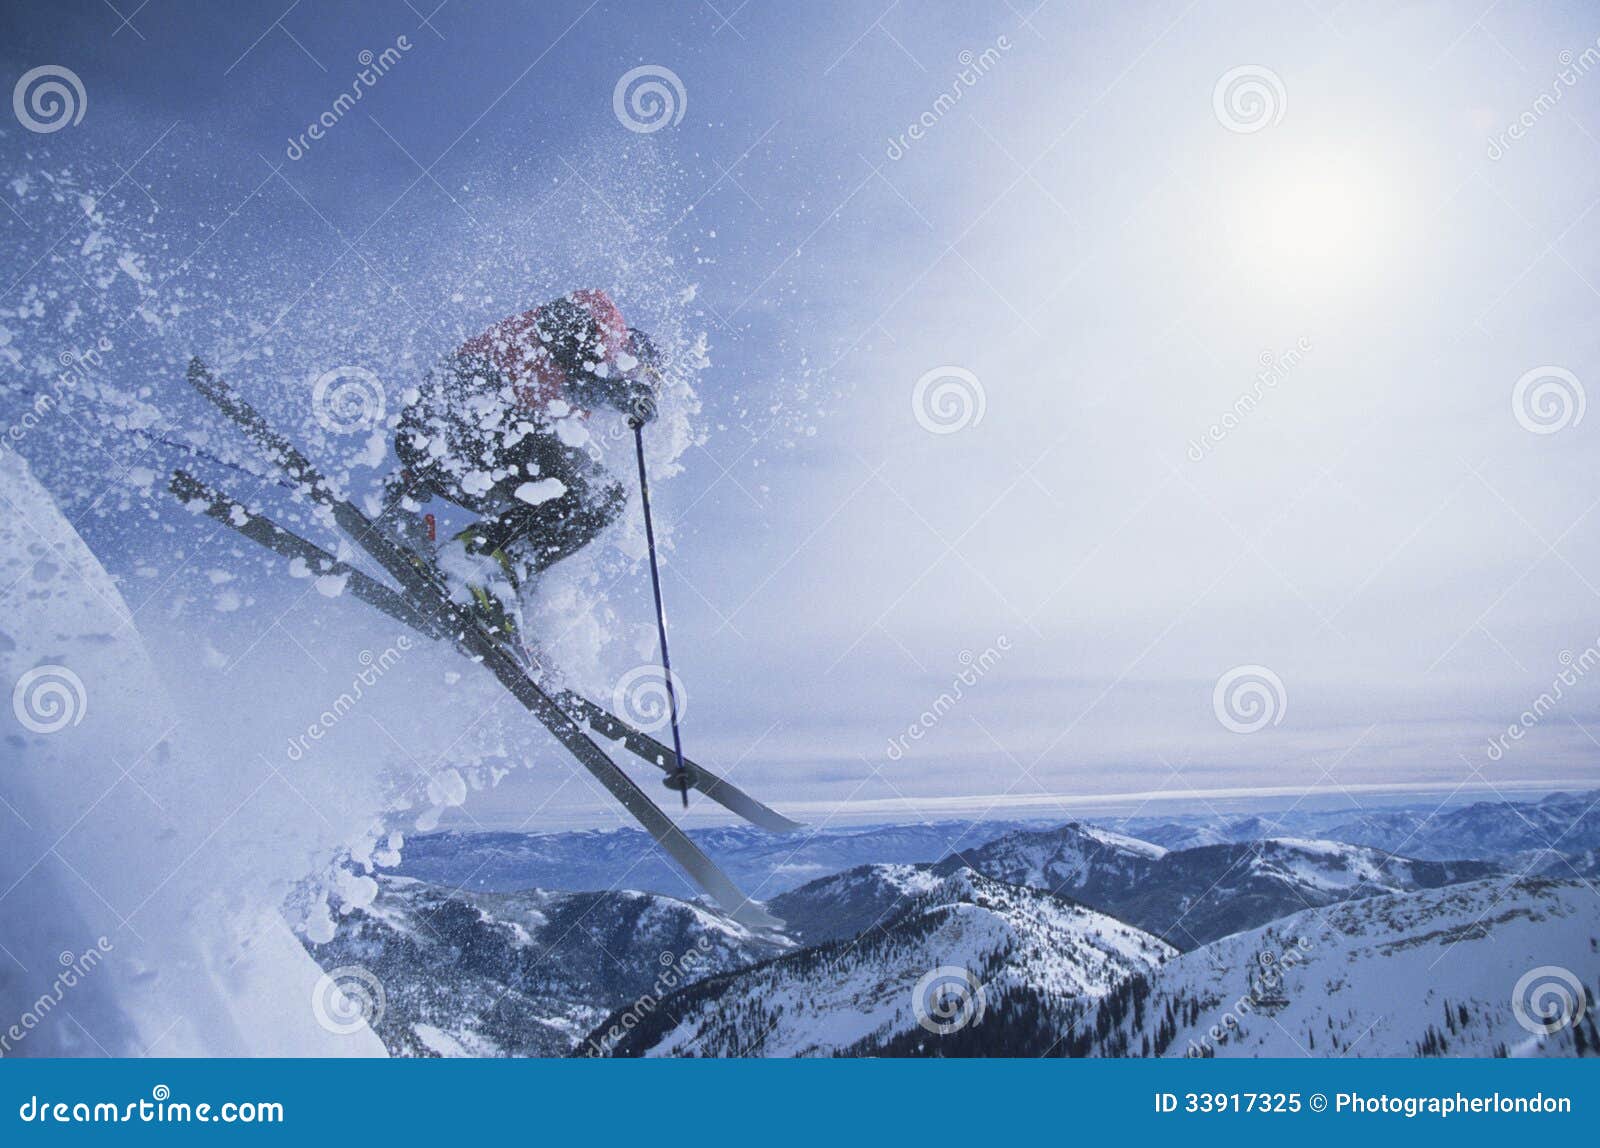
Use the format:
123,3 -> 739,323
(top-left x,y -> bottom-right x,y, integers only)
395,290 -> 652,490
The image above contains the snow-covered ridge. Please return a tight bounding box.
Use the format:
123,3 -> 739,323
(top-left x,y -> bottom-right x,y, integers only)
308,875 -> 790,1057
772,823 -> 1499,949
1082,877 -> 1600,1058
592,867 -> 1175,1058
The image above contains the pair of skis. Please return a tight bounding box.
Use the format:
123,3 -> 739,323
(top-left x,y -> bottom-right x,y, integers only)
170,358 -> 792,930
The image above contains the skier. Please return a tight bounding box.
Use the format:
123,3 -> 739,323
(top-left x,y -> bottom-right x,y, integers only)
391,289 -> 660,630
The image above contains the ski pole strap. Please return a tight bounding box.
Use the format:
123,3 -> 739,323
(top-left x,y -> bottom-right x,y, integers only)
632,422 -> 691,808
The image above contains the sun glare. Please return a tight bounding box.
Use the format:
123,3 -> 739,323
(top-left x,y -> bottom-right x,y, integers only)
1241,151 -> 1390,289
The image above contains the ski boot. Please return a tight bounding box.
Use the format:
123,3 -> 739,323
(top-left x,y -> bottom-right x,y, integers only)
448,524 -> 523,642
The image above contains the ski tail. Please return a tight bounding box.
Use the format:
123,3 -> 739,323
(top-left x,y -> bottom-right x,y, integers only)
171,469 -> 447,639
556,693 -> 803,833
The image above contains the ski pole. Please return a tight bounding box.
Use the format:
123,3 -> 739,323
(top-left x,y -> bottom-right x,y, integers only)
629,409 -> 692,808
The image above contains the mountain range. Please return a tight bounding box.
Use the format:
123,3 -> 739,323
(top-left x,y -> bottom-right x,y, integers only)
314,789 -> 1600,1057
772,825 -> 1499,948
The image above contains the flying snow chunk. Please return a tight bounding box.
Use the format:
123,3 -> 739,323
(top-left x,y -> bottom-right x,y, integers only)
315,572 -> 349,598
357,430 -> 387,469
554,418 -> 588,448
514,478 -> 567,506
117,251 -> 150,283
426,768 -> 468,808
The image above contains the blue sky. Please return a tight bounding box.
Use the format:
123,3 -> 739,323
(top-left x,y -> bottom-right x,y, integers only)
4,1 -> 1600,830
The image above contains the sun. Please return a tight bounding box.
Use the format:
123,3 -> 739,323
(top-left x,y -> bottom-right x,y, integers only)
1240,150 -> 1391,289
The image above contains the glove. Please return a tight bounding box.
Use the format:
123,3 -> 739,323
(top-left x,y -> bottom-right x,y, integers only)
625,382 -> 658,428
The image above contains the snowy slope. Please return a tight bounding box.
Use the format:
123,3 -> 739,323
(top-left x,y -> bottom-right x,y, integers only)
767,863 -> 945,944
938,821 -> 1165,892
1080,877 -> 1600,1058
590,868 -> 1175,1057
306,875 -> 789,1056
1115,838 -> 1500,947
0,451 -> 385,1056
